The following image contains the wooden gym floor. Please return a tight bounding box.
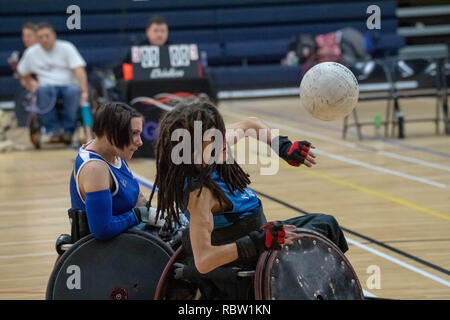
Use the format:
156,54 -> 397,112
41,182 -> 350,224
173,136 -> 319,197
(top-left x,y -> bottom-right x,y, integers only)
0,96 -> 449,299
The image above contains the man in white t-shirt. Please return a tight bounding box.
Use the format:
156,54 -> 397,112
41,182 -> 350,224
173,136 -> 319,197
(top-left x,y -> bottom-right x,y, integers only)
17,22 -> 88,144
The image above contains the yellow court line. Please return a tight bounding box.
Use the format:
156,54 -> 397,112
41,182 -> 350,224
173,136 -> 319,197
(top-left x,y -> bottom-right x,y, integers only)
294,165 -> 450,222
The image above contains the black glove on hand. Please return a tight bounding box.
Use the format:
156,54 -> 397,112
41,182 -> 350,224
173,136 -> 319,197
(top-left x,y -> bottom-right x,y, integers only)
236,221 -> 286,260
172,262 -> 199,280
272,135 -> 312,167
173,262 -> 185,280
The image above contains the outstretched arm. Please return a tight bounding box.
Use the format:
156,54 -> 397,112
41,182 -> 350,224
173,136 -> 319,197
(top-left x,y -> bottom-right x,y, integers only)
225,116 -> 272,146
225,116 -> 316,167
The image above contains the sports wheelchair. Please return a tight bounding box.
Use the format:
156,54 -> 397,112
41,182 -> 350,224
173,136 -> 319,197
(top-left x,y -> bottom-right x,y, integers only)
46,209 -> 365,300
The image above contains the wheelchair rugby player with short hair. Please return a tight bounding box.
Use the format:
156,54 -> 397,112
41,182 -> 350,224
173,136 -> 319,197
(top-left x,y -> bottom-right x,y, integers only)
47,102 -> 185,300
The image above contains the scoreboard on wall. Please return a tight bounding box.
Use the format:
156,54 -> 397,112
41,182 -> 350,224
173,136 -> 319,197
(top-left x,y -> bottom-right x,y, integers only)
130,44 -> 203,80
120,43 -> 215,159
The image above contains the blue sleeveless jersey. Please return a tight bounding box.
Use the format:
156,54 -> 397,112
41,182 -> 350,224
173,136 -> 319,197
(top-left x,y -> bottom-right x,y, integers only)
69,143 -> 140,215
184,170 -> 262,229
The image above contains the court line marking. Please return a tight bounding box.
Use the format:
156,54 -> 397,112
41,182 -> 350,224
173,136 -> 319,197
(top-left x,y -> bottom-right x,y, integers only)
220,110 -> 447,189
0,291 -> 45,295
0,239 -> 54,246
0,252 -> 55,259
377,150 -> 450,173
132,175 -> 450,290
0,207 -> 67,217
346,238 -> 450,287
0,221 -> 66,231
222,102 -> 450,159
314,148 -> 446,189
358,238 -> 450,244
302,169 -> 450,221
0,197 -> 69,208
380,138 -> 450,159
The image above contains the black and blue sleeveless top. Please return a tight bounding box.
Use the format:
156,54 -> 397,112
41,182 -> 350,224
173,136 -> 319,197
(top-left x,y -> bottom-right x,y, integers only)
183,170 -> 262,229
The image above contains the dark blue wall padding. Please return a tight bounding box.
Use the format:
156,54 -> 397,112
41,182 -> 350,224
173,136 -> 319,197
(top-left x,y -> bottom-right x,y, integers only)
0,0 -> 401,98
210,65 -> 301,90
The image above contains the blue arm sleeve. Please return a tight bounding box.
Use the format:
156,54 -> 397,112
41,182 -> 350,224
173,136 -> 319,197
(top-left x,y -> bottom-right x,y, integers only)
85,189 -> 138,240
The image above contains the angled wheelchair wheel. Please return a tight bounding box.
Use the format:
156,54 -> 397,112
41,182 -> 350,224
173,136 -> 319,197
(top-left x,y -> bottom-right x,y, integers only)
254,228 -> 364,300
46,229 -> 173,300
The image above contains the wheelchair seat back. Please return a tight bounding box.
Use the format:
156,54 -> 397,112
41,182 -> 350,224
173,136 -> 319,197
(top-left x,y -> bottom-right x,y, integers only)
68,208 -> 90,243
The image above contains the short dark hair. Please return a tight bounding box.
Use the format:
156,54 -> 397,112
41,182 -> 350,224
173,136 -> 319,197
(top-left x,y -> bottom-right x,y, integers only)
146,15 -> 167,29
93,102 -> 143,149
36,21 -> 54,32
22,22 -> 37,32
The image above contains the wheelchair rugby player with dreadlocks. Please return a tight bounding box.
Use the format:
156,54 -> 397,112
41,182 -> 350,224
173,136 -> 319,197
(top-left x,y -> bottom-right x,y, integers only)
148,98 -> 349,299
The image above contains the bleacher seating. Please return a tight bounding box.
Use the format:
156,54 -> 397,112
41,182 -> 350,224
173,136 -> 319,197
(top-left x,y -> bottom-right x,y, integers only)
0,0 -> 403,100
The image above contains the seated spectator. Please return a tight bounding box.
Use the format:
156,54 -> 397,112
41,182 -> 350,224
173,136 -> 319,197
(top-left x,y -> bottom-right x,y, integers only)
17,22 -> 88,145
122,14 -> 170,64
115,15 -> 170,79
8,22 -> 37,127
8,22 -> 37,78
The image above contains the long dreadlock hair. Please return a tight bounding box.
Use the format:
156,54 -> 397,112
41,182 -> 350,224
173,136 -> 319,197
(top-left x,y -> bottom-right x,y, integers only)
148,98 -> 251,227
